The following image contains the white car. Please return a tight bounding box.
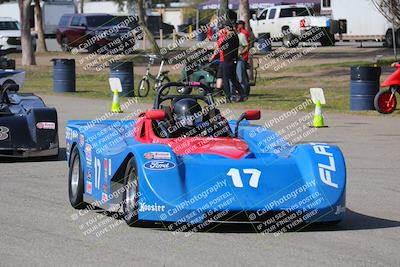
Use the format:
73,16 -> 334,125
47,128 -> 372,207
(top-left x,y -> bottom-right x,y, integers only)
250,5 -> 338,47
0,17 -> 36,52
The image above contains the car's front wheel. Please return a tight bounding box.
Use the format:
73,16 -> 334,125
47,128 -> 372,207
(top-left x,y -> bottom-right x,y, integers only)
68,146 -> 86,209
123,157 -> 140,226
138,78 -> 150,97
61,37 -> 71,52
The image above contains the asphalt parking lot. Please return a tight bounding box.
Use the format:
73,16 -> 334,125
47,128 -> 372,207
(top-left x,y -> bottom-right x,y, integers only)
0,95 -> 399,266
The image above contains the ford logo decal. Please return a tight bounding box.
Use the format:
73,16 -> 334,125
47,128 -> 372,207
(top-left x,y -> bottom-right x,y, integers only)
143,160 -> 176,170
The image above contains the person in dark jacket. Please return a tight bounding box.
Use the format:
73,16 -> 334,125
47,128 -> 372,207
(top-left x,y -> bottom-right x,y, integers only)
220,22 -> 246,102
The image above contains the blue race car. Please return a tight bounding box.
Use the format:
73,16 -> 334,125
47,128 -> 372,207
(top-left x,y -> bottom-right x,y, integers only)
66,82 -> 346,230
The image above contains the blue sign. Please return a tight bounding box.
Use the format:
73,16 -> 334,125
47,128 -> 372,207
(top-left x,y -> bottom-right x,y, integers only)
143,160 -> 176,171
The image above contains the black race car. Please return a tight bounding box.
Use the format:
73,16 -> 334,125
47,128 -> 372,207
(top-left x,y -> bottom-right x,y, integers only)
0,83 -> 58,157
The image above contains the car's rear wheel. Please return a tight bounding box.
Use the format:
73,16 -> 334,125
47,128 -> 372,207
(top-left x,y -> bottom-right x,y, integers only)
61,37 -> 71,52
68,146 -> 86,209
123,157 -> 140,226
282,33 -> 298,48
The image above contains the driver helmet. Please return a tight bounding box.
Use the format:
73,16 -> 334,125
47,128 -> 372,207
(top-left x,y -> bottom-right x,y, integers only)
172,98 -> 203,129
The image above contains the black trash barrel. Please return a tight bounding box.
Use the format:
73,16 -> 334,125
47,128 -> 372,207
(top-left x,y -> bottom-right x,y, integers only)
109,61 -> 134,97
52,59 -> 75,93
350,66 -> 381,110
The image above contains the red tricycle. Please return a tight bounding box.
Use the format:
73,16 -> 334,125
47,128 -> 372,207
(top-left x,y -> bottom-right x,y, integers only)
374,63 -> 400,114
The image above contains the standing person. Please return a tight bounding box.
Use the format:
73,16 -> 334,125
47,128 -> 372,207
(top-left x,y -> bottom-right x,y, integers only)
236,20 -> 250,96
209,24 -> 226,96
220,22 -> 246,102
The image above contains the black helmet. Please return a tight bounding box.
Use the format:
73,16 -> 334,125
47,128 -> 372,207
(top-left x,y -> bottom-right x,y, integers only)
172,98 -> 203,129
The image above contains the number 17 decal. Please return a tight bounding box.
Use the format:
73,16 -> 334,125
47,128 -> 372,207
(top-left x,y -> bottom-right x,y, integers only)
227,168 -> 261,188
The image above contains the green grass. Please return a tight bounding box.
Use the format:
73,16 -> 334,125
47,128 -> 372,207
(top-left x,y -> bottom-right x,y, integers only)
19,58 -> 397,114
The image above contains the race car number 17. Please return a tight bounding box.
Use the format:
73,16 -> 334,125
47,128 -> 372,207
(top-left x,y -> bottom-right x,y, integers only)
227,168 -> 261,188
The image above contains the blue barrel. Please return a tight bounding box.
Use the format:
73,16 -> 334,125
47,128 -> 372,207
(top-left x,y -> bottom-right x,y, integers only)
52,59 -> 75,93
257,34 -> 271,53
350,66 -> 381,110
109,61 -> 134,97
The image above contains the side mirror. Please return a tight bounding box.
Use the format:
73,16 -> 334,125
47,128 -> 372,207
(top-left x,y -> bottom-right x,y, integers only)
244,110 -> 261,120
145,109 -> 165,120
234,110 -> 261,138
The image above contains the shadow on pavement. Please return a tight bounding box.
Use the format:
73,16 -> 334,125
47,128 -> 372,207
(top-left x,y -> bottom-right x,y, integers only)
0,147 -> 67,163
93,207 -> 400,233
204,209 -> 400,233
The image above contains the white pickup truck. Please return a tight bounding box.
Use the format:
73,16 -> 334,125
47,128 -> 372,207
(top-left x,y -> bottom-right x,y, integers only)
250,5 -> 338,47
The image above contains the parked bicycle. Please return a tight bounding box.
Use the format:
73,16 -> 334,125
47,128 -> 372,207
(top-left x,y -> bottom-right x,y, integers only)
137,54 -> 170,97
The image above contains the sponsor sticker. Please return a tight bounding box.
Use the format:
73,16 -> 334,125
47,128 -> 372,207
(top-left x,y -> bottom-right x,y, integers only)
85,144 -> 92,166
312,143 -> 338,188
104,159 -> 111,179
143,160 -> 176,171
103,183 -> 107,193
87,169 -> 92,181
86,182 -> 92,194
102,193 -> 108,202
79,134 -> 84,146
66,127 -> 72,140
72,130 -> 78,139
104,159 -> 108,180
143,152 -> 171,160
139,202 -> 165,212
144,153 -> 153,160
66,142 -> 71,154
36,122 -> 56,130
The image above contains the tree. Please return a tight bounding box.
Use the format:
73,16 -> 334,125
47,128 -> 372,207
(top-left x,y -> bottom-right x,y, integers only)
80,0 -> 84,13
133,0 -> 160,54
372,0 -> 400,26
34,0 -> 47,52
239,0 -> 251,32
18,0 -> 36,65
220,0 -> 229,20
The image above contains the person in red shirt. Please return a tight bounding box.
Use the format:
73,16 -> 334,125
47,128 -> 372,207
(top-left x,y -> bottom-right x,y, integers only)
236,20 -> 251,61
209,24 -> 226,97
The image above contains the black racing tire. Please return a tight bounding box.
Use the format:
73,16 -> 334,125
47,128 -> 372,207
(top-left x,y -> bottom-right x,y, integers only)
386,29 -> 394,48
138,78 -> 150,97
68,146 -> 86,209
282,33 -> 298,48
2,79 -> 17,89
122,157 -> 140,226
158,76 -> 170,96
396,29 -> 400,48
374,88 -> 397,114
61,37 -> 71,52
